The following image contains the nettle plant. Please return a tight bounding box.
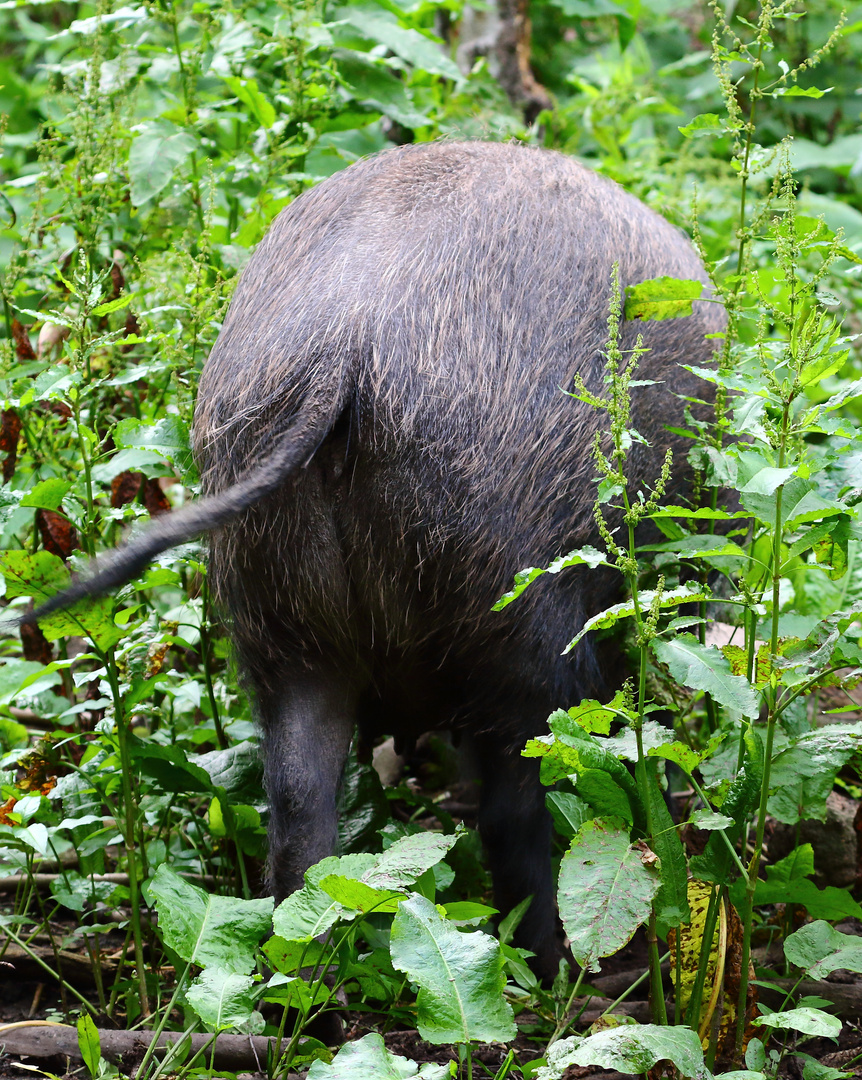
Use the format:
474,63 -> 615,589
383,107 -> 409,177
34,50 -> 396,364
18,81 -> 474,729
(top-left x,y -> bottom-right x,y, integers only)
493,7 -> 862,1077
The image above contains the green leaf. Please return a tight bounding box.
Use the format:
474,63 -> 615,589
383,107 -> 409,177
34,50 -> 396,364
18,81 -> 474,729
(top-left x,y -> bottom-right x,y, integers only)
262,935 -> 328,976
337,52 -> 427,128
690,810 -> 735,830
0,659 -> 61,705
149,864 -> 273,973
565,583 -> 711,652
38,596 -> 127,652
76,1013 -> 101,1079
364,826 -> 464,889
541,1025 -> 706,1080
0,549 -> 69,600
651,634 -> 760,718
769,725 -> 862,825
557,819 -> 660,972
319,875 -> 403,913
784,920 -> 862,978
130,737 -> 216,795
128,120 -> 197,207
753,1007 -> 841,1039
546,791 -> 593,838
272,853 -> 376,941
20,477 -> 72,511
679,112 -> 723,137
221,75 -> 276,129
113,415 -> 195,479
624,276 -> 704,320
769,85 -> 833,98
307,1032 -> 448,1079
342,12 -> 462,83
735,450 -> 795,496
742,477 -> 843,530
646,760 -> 689,933
746,844 -> 862,921
493,546 -> 607,609
185,966 -> 264,1034
90,293 -> 133,317
389,893 -> 516,1044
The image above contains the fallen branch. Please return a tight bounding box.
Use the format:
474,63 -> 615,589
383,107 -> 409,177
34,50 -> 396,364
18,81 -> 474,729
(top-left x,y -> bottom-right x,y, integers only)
0,1021 -> 302,1075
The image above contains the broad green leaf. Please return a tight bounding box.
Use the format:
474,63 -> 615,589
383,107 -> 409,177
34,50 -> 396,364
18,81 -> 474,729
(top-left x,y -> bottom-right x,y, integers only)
389,893 -> 516,1044
221,75 -> 276,129
690,810 -> 735,830
0,659 -> 60,704
493,546 -> 607,609
753,1007 -> 841,1038
785,920 -> 862,978
319,875 -> 403,913
307,1032 -> 448,1079
0,549 -> 69,600
113,415 -> 195,479
557,819 -> 660,972
650,505 -> 752,521
539,1025 -> 706,1080
262,935 -> 328,975
20,477 -> 72,511
546,791 -> 593,838
272,853 -> 376,941
770,85 -> 832,98
576,769 -> 634,825
17,365 -> 81,406
76,1013 -> 101,1079
128,120 -> 197,206
742,476 -> 844,529
652,634 -> 760,718
769,725 -> 862,825
185,966 -> 264,1034
646,759 -> 689,932
342,12 -> 462,82
130,737 -> 216,795
362,825 -> 464,890
624,276 -> 703,320
525,711 -> 642,826
38,595 -> 127,652
337,52 -> 427,128
728,845 -> 862,921
689,727 -> 763,882
679,112 -> 723,137
735,450 -> 795,496
149,864 -> 272,973
90,293 -> 133,316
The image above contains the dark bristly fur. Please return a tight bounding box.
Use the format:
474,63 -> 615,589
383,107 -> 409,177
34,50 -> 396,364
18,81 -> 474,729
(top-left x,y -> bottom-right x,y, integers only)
28,142 -> 724,981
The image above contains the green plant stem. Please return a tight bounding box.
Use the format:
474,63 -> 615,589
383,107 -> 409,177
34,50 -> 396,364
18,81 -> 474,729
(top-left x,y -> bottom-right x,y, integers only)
2,923 -> 97,1013
134,962 -> 194,1080
104,648 -> 149,1019
687,775 -> 748,878
598,950 -> 671,1022
683,883 -> 720,1034
548,964 -> 586,1046
73,397 -> 96,558
735,401 -> 790,1059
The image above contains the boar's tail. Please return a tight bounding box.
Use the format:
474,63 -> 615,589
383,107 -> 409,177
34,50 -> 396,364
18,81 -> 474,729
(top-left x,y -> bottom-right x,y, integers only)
23,405 -> 338,626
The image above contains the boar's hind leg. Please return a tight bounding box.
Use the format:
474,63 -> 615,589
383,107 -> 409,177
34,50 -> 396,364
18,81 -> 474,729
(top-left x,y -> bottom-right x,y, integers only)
254,657 -> 357,902
472,730 -> 561,985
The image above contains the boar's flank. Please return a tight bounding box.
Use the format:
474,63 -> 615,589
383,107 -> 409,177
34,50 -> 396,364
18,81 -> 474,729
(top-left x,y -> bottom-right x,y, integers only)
30,141 -> 724,981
